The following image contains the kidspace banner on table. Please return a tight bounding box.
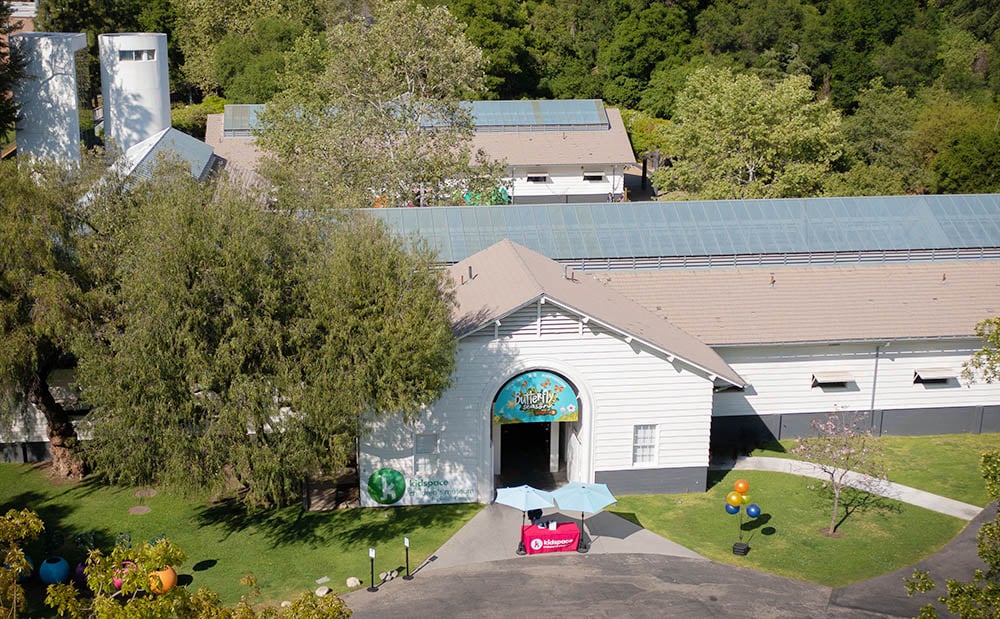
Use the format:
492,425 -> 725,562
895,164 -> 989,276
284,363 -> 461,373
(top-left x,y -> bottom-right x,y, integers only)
492,370 -> 579,424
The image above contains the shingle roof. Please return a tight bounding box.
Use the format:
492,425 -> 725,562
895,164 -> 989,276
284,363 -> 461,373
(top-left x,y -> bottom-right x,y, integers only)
448,239 -> 744,386
597,261 -> 1000,345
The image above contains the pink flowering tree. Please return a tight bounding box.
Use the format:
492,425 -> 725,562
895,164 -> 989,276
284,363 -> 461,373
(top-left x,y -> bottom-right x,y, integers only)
792,413 -> 887,536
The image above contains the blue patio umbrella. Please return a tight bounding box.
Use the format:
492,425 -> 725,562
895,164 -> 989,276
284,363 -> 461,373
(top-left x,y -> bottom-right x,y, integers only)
551,482 -> 617,552
495,485 -> 555,554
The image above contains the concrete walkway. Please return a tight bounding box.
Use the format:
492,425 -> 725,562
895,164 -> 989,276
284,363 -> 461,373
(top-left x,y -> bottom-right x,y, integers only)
717,456 -> 983,520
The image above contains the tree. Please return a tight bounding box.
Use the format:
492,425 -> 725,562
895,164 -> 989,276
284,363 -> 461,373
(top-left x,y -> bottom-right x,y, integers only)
171,0 -> 323,94
906,450 -> 1000,618
45,536 -> 352,618
651,66 -> 843,200
0,508 -> 44,618
791,413 -> 887,536
832,77 -> 926,195
931,130 -> 1000,194
213,16 -> 304,103
1,0 -> 28,139
964,317 -> 1000,384
77,165 -> 456,507
259,0 -> 502,208
0,159 -> 90,479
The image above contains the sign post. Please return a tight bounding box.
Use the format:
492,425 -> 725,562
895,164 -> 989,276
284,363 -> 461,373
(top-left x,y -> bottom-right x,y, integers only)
403,537 -> 413,580
367,548 -> 377,592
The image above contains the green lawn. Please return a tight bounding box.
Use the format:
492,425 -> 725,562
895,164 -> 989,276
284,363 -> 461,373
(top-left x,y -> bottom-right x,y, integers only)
751,433 -> 999,506
615,469 -> 967,587
1,464 -> 479,612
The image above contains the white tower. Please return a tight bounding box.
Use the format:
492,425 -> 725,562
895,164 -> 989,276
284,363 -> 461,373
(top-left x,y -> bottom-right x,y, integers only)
11,32 -> 87,163
98,33 -> 171,152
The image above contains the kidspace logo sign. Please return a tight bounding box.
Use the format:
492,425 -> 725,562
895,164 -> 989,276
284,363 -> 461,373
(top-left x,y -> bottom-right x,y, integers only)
367,468 -> 407,505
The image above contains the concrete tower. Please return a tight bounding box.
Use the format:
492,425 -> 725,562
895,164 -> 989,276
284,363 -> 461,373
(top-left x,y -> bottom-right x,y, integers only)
11,32 -> 87,163
98,33 -> 170,152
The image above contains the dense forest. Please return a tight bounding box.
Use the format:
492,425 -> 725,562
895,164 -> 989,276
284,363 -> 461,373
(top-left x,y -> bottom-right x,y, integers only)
33,0 -> 1000,197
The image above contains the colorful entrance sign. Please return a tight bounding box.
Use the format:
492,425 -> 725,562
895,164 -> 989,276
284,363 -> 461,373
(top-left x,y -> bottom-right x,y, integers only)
493,371 -> 579,424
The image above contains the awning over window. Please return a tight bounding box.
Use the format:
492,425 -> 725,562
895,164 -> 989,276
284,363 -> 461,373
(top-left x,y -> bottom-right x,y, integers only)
914,368 -> 955,383
811,371 -> 854,387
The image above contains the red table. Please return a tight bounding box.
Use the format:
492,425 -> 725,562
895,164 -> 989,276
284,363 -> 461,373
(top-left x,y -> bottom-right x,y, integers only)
521,522 -> 581,554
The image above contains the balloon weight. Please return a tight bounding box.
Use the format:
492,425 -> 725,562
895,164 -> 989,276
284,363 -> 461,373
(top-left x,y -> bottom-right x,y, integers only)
734,479 -> 750,494
725,503 -> 740,515
726,491 -> 742,507
747,504 -> 761,518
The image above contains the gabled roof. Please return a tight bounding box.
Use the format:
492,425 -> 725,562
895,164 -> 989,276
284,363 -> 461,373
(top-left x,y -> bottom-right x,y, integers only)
448,239 -> 744,386
123,127 -> 221,181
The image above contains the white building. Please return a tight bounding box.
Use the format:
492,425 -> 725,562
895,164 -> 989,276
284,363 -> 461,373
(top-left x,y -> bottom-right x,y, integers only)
98,33 -> 171,152
205,99 -> 637,203
358,195 -> 1000,506
467,99 -> 636,204
10,32 -> 87,163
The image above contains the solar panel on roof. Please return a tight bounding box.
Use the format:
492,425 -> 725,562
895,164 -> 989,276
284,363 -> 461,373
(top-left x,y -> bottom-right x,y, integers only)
468,99 -> 609,132
367,195 -> 1000,263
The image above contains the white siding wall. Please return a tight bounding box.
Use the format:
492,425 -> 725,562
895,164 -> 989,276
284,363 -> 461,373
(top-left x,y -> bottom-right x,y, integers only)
714,339 -> 1000,418
508,165 -> 626,202
359,302 -> 715,505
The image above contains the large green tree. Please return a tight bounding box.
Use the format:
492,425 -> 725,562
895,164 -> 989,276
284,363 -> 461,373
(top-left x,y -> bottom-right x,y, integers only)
259,0 -> 501,208
0,159 -> 90,479
651,66 -> 843,200
77,165 -> 456,507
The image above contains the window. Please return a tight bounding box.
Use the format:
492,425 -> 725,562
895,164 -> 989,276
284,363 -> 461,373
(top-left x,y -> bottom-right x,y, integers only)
913,368 -> 955,385
526,174 -> 549,183
811,371 -> 854,389
118,49 -> 155,62
414,432 -> 439,474
582,172 -> 604,182
632,424 -> 656,466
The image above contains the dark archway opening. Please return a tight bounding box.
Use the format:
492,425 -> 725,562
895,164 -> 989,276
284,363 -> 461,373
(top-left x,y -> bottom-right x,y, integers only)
499,422 -> 556,489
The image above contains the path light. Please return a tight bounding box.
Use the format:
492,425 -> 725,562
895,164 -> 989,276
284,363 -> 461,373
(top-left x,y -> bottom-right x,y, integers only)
403,537 -> 413,580
367,548 -> 377,592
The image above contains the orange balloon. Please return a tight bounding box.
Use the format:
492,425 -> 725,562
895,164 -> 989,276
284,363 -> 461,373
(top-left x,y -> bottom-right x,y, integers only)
726,491 -> 742,507
149,566 -> 177,594
734,479 -> 750,494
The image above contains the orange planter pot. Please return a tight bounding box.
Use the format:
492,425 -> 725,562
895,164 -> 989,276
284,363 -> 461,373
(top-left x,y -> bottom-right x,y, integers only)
148,566 -> 177,594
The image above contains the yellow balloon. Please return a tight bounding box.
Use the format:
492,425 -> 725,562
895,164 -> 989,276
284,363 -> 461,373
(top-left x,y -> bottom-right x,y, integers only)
742,494 -> 750,505
726,491 -> 742,507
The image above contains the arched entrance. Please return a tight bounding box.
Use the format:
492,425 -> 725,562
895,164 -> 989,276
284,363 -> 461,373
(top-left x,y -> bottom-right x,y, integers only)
492,370 -> 580,490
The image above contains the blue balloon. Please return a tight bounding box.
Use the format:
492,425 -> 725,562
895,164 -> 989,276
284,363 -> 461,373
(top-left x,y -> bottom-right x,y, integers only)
747,503 -> 761,518
725,503 -> 740,515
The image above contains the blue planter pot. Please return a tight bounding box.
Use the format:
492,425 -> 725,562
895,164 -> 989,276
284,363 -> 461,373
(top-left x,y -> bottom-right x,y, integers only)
39,556 -> 71,585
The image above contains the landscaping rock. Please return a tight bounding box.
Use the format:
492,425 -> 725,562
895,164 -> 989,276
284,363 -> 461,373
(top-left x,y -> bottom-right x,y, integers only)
315,586 -> 330,597
280,601 -> 292,608
346,576 -> 361,588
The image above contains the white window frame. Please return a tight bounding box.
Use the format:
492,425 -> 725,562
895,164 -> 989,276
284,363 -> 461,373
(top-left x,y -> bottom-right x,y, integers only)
526,173 -> 549,183
582,171 -> 605,182
414,432 -> 439,475
632,424 -> 657,467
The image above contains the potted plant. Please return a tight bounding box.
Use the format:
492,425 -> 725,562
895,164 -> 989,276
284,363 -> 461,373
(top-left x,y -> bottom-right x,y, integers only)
145,536 -> 184,595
